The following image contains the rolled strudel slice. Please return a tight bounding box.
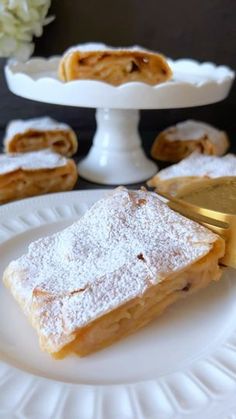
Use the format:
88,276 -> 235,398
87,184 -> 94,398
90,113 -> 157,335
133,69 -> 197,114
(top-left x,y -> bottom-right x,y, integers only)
151,120 -> 229,162
4,117 -> 78,157
3,187 -> 224,358
0,149 -> 78,204
148,152 -> 236,196
59,42 -> 172,85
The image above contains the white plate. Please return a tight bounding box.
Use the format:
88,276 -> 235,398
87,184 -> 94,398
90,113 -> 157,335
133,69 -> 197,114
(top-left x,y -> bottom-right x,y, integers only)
5,57 -> 235,108
1,190 -> 236,419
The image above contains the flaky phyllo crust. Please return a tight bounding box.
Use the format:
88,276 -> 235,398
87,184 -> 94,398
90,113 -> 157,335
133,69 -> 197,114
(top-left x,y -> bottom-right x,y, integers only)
148,152 -> 236,196
59,45 -> 172,85
0,149 -> 78,204
4,117 -> 78,157
3,187 -> 225,357
151,120 -> 229,163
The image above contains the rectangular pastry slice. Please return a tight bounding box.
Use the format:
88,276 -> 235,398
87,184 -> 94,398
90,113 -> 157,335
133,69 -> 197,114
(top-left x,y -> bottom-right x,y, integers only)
0,149 -> 78,204
151,120 -> 229,162
59,42 -> 172,85
3,187 -> 224,358
148,152 -> 236,196
4,117 -> 78,157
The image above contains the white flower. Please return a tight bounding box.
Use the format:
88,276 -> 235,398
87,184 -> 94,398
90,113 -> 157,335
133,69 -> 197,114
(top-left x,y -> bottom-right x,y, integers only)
0,0 -> 54,60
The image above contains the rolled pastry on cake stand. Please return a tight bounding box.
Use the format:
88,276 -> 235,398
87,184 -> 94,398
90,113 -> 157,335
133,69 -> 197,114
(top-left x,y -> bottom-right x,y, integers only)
5,44 -> 235,184
58,43 -> 172,85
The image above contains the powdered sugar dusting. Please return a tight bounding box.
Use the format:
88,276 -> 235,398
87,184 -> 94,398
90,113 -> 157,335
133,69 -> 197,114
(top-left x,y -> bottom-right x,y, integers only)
0,149 -> 68,175
4,117 -> 72,145
163,119 -> 228,155
165,120 -> 226,146
157,152 -> 236,180
63,42 -> 157,57
6,187 -> 218,352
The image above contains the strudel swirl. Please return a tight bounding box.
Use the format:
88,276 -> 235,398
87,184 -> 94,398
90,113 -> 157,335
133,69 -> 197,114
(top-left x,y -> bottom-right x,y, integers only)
3,187 -> 224,358
59,43 -> 172,85
0,149 -> 78,204
4,117 -> 78,157
151,120 -> 229,162
148,152 -> 236,196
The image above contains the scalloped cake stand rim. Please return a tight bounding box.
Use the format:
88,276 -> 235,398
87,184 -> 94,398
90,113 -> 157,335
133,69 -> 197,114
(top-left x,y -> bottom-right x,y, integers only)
5,56 -> 235,109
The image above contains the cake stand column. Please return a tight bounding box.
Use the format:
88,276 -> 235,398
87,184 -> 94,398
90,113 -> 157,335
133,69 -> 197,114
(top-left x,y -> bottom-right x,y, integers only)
78,108 -> 157,185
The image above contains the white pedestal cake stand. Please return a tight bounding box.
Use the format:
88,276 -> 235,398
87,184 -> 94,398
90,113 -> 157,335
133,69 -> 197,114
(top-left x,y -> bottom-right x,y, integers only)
5,57 -> 234,184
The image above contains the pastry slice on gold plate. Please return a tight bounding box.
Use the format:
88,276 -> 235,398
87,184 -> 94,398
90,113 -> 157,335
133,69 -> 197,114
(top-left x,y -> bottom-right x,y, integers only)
151,120 -> 229,162
148,152 -> 236,196
3,187 -> 224,358
59,43 -> 172,86
4,117 -> 78,157
0,149 -> 78,204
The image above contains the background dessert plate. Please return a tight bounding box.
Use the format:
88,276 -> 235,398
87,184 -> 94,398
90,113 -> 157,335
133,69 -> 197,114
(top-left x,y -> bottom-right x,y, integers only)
0,190 -> 236,418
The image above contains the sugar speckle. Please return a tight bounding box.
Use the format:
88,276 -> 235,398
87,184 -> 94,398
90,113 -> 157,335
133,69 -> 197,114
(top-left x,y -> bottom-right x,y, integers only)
4,117 -> 72,146
0,149 -> 68,175
157,152 -> 236,180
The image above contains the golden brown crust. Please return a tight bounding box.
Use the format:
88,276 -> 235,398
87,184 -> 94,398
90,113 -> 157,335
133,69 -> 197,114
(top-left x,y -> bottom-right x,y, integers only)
3,188 -> 225,358
151,133 -> 202,162
147,151 -> 236,197
5,129 -> 78,157
0,159 -> 78,204
151,125 -> 229,163
59,49 -> 172,85
56,241 -> 224,357
3,237 -> 224,358
147,175 -> 204,196
151,133 -> 230,162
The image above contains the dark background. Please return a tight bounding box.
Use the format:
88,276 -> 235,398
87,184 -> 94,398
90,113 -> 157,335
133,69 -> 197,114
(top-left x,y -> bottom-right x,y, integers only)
0,0 -> 235,165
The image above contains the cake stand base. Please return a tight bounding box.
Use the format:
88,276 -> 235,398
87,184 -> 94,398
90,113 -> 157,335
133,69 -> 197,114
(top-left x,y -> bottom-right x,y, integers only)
78,108 -> 157,185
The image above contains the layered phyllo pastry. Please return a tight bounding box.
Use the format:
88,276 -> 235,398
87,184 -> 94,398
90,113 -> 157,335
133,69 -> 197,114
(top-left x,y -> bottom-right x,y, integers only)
0,149 -> 78,204
148,152 -> 236,196
3,187 -> 224,358
4,117 -> 78,157
151,120 -> 229,162
59,43 -> 172,86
